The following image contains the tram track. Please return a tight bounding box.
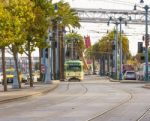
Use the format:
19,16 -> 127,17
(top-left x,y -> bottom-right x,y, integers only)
85,77 -> 150,121
51,77 -> 141,121
86,85 -> 133,121
36,82 -> 90,119
136,107 -> 150,121
43,81 -> 89,106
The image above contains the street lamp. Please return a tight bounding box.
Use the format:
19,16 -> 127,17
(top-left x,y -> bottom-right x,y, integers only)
114,24 -> 118,79
108,16 -> 131,80
118,17 -> 123,80
54,3 -> 60,80
44,29 -> 53,84
134,1 -> 149,81
107,18 -> 119,79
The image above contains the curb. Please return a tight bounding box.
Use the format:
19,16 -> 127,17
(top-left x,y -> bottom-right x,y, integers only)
108,77 -> 145,83
143,83 -> 150,89
0,81 -> 59,104
120,80 -> 145,83
108,77 -> 120,82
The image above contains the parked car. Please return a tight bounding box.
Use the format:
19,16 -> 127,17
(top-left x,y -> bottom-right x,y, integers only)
0,68 -> 23,83
22,73 -> 28,83
123,71 -> 136,80
23,73 -> 39,83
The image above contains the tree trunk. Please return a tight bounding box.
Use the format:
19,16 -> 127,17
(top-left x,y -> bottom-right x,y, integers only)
93,57 -> 95,74
39,48 -> 42,81
28,40 -> 33,87
2,47 -> 7,91
59,27 -> 64,81
13,52 -> 21,88
52,20 -> 57,80
107,54 -> 109,76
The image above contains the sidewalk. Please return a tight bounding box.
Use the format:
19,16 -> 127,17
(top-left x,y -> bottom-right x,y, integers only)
0,80 -> 59,104
108,77 -> 150,90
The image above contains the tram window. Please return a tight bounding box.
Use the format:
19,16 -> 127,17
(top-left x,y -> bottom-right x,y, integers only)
67,65 -> 81,71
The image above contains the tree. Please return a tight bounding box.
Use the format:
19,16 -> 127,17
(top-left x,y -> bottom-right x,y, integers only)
50,1 -> 80,80
0,1 -> 14,91
65,32 -> 88,70
6,0 -> 35,88
33,0 -> 53,81
91,30 -> 130,61
86,30 -> 131,76
20,0 -> 52,87
65,32 -> 85,59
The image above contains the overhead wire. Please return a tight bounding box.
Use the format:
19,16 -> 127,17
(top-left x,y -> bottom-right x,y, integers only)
73,0 -> 136,7
87,0 -> 135,5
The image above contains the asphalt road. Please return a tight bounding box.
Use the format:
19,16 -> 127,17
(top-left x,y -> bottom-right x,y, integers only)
0,75 -> 150,121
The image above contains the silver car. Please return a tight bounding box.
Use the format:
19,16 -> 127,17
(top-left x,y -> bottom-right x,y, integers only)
123,71 -> 136,80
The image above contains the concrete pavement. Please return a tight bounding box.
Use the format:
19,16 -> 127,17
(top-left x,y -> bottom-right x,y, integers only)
0,80 -> 59,104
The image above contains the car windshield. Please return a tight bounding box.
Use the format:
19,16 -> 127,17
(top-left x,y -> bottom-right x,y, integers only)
126,72 -> 135,76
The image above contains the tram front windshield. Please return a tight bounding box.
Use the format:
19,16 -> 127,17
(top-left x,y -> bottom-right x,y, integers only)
67,65 -> 81,71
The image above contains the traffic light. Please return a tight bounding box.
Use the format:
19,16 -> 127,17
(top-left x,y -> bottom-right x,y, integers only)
112,42 -> 115,50
138,42 -> 143,53
66,51 -> 70,57
52,41 -> 57,48
49,36 -> 53,41
112,44 -> 115,50
141,55 -> 145,61
45,48 -> 48,58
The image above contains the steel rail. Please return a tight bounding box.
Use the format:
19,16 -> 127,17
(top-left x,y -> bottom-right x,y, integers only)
86,83 -> 133,121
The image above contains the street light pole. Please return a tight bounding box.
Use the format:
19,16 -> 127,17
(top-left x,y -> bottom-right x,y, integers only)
115,22 -> 118,79
119,17 -> 123,80
44,30 -> 52,84
107,19 -> 119,80
108,16 -> 130,80
134,1 -> 149,81
144,5 -> 149,81
54,3 -> 59,80
56,21 -> 59,80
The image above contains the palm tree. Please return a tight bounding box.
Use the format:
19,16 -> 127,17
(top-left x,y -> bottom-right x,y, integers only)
89,30 -> 130,76
94,30 -> 130,59
51,1 -> 80,80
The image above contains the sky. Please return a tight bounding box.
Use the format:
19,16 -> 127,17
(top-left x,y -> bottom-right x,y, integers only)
16,0 -> 150,57
52,0 -> 150,56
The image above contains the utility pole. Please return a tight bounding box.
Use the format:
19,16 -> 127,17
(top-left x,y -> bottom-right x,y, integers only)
119,17 -> 123,80
133,1 -> 149,81
144,5 -> 149,81
115,23 -> 118,79
44,30 -> 53,84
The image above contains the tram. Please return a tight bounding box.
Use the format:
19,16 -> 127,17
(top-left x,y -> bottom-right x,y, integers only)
64,60 -> 84,81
